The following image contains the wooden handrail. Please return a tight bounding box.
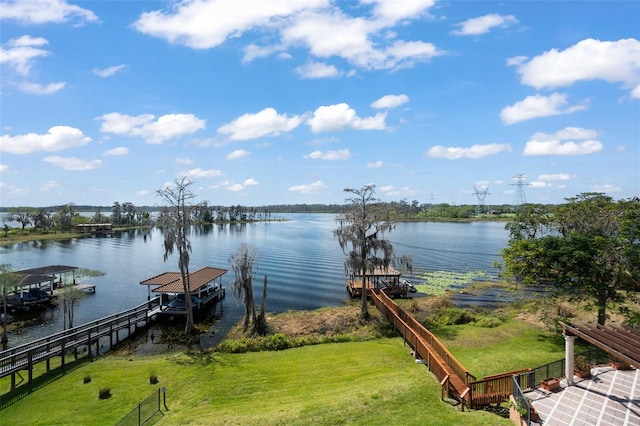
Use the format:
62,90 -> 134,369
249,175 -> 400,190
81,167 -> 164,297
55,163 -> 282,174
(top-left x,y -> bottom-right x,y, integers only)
0,297 -> 160,382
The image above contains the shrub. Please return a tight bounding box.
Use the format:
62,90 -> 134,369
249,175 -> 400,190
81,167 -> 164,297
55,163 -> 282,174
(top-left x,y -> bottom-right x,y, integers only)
475,316 -> 502,328
433,307 -> 476,325
149,373 -> 159,384
375,320 -> 397,337
474,312 -> 505,328
216,338 -> 251,353
99,388 -> 111,399
265,334 -> 292,351
83,375 -> 92,384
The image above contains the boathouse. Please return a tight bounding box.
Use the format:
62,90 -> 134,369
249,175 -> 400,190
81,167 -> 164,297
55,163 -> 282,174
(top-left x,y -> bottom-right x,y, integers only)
139,267 -> 227,315
75,223 -> 113,236
346,265 -> 409,298
4,265 -> 95,311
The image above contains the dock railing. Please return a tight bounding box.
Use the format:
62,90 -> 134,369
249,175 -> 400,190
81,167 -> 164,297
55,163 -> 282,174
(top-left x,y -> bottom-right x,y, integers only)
469,369 -> 531,408
371,289 -> 535,409
0,297 -> 160,388
370,290 -> 474,408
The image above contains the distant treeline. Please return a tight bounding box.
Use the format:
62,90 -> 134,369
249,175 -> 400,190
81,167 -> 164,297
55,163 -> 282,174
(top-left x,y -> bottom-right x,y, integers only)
2,200 -> 525,234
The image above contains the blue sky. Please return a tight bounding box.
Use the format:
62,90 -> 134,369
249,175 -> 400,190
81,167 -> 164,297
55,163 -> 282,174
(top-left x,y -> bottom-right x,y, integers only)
1,0 -> 639,208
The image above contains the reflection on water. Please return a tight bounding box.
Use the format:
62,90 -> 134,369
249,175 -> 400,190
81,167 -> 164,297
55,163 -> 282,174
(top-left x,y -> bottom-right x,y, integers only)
1,214 -> 509,345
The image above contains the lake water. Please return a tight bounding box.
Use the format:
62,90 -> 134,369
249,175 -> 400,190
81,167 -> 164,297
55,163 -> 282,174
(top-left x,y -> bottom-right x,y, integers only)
0,214 -> 509,345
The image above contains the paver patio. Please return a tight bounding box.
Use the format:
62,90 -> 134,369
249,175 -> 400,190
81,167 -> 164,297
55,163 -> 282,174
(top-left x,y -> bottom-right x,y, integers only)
525,366 -> 639,425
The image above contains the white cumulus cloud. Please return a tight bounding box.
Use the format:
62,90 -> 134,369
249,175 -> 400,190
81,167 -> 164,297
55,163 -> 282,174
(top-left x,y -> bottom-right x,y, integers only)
295,62 -> 340,79
223,178 -> 259,192
226,149 -> 250,160
182,168 -> 223,178
510,38 -> 640,96
371,94 -> 409,109
133,1 -> 442,72
288,179 -> 327,194
425,143 -> 512,159
0,126 -> 91,154
591,183 -> 622,193
104,147 -> 129,156
523,127 -> 603,156
537,173 -> 575,181
307,103 -> 386,132
0,35 -> 50,76
97,112 -> 206,144
303,149 -> 351,160
367,160 -> 383,168
43,156 -> 101,170
0,0 -> 98,25
451,13 -> 518,36
93,64 -> 126,77
16,81 -> 65,95
218,108 -> 301,141
500,93 -> 588,125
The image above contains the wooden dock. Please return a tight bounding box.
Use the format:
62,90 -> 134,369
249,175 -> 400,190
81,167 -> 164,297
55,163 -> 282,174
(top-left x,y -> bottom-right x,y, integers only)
0,297 -> 161,391
51,283 -> 96,296
75,223 -> 113,236
370,289 -> 521,410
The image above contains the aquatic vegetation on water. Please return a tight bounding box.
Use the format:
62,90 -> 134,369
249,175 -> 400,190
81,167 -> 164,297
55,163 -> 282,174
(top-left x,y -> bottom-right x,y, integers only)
414,270 -> 487,295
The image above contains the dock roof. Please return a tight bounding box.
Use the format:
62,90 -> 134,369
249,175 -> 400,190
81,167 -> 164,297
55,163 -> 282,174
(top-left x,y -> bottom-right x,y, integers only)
140,267 -> 227,294
349,266 -> 401,277
13,265 -> 79,287
15,265 -> 78,276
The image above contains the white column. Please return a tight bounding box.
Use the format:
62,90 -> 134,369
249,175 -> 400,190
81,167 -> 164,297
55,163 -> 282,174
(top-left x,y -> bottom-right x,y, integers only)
564,334 -> 576,385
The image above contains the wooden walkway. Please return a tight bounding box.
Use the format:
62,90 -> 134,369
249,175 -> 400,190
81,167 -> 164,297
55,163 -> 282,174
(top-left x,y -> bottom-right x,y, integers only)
370,289 -> 523,409
52,283 -> 96,295
0,297 -> 160,390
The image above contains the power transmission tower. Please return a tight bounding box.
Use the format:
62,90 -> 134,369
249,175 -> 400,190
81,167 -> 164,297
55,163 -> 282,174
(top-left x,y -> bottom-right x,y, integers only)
509,174 -> 529,209
473,185 -> 490,216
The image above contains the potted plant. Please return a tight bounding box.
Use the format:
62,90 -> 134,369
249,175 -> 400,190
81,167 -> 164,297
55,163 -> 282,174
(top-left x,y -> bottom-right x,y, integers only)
574,355 -> 592,378
510,396 -> 539,423
610,357 -> 631,370
540,377 -> 561,391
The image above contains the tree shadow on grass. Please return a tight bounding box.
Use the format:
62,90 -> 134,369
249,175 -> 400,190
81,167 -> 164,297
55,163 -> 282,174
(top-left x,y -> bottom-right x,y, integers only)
423,324 -> 461,341
534,332 -> 565,351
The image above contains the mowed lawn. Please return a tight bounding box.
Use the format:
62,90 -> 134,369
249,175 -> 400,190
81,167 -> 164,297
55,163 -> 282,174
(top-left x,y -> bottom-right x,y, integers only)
437,318 -> 566,377
1,338 -> 512,426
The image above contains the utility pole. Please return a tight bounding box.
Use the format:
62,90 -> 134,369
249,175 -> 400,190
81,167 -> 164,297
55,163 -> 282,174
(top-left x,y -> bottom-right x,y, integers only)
473,185 -> 490,216
509,174 -> 529,210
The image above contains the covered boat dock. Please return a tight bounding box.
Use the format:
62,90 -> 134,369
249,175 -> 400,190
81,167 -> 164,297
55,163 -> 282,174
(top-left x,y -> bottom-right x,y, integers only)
346,265 -> 410,298
139,267 -> 227,315
4,265 -> 95,311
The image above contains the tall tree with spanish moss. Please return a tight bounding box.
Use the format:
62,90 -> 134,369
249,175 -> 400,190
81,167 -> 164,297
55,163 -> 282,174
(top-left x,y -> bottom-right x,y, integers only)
229,243 -> 268,335
157,177 -> 197,333
334,185 -> 406,320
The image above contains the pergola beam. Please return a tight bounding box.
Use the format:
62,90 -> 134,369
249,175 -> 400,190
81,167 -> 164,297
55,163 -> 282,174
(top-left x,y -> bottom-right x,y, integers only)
560,322 -> 639,368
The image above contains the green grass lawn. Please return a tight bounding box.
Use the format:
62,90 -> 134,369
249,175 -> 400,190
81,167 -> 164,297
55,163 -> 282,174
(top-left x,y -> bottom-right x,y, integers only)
1,338 -> 512,426
435,317 -> 566,378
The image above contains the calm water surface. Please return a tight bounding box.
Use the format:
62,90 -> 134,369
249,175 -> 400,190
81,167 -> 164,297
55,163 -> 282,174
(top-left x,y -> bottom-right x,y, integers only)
1,214 -> 509,345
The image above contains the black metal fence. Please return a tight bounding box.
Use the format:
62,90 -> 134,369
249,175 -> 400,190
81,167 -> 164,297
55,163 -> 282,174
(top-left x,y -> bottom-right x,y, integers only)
529,347 -> 608,386
512,375 -> 533,426
115,388 -> 165,426
511,347 -> 610,426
